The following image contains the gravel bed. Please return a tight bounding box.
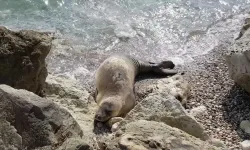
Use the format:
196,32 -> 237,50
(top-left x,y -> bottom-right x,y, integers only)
182,45 -> 250,149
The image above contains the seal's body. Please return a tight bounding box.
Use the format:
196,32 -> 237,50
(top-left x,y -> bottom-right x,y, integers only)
94,55 -> 178,122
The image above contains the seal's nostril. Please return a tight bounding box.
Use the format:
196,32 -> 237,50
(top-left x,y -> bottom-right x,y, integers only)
95,114 -> 101,121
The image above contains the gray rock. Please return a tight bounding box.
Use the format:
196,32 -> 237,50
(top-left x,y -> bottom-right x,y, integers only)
0,26 -> 53,96
122,75 -> 207,140
0,84 -> 88,150
103,120 -> 223,150
136,75 -> 191,106
57,137 -> 93,150
44,75 -> 98,149
0,119 -> 22,150
190,105 -> 208,118
240,120 -> 250,134
241,140 -> 250,150
44,74 -> 90,108
208,138 -> 226,148
225,18 -> 250,93
122,92 -> 208,140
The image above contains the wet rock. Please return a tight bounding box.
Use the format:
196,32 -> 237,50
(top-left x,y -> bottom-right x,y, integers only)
0,26 -> 53,96
190,105 -> 208,118
103,120 -> 224,150
240,120 -> 250,134
240,140 -> 250,150
0,84 -> 85,150
225,19 -> 250,94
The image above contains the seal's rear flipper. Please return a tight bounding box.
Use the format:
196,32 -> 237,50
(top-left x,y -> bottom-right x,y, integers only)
153,68 -> 178,76
157,61 -> 175,69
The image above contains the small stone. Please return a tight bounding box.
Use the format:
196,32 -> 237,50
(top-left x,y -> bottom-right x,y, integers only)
149,141 -> 157,148
111,122 -> 120,132
240,120 -> 250,134
240,140 -> 250,150
115,130 -> 123,137
210,138 -> 226,148
190,105 -> 208,117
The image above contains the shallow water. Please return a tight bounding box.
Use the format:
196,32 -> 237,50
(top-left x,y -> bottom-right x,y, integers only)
0,0 -> 250,84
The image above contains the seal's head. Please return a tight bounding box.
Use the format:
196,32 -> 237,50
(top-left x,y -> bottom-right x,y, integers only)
95,98 -> 122,122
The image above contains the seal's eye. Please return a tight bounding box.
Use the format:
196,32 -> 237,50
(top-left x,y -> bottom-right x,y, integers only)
103,103 -> 113,111
106,104 -> 114,113
105,109 -> 112,115
101,102 -> 113,115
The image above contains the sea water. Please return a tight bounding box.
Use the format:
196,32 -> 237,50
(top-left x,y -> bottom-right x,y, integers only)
1,0 -> 250,83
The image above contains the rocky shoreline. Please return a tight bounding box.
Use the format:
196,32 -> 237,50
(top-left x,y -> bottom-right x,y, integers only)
0,15 -> 250,150
183,44 -> 250,149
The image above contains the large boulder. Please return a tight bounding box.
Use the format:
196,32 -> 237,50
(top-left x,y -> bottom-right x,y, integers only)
0,26 -> 53,96
44,74 -> 98,149
125,75 -> 208,140
122,93 -> 208,140
225,17 -> 250,93
102,120 -> 225,150
0,84 -> 88,150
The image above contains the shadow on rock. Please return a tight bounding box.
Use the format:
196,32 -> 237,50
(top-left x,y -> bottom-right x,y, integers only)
136,72 -> 184,82
222,84 -> 250,140
93,120 -> 111,135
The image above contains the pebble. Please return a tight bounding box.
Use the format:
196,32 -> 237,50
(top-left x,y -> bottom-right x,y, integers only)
190,105 -> 208,117
240,120 -> 250,134
210,138 -> 226,148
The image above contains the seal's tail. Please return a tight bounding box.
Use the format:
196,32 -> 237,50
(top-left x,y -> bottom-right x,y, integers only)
130,56 -> 178,76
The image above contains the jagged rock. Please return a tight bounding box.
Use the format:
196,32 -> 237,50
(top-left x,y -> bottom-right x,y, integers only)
103,120 -> 224,150
0,119 -> 22,150
122,75 -> 208,140
190,105 -> 208,118
136,75 -> 191,106
225,18 -> 250,93
57,137 -> 93,150
122,93 -> 208,140
44,74 -> 98,148
44,74 -> 90,108
208,138 -> 226,149
0,84 -> 89,150
0,26 -> 53,96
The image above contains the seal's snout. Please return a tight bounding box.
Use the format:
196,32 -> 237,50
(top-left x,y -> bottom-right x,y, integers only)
95,111 -> 109,122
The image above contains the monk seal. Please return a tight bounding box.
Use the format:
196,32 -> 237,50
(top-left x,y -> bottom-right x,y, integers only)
94,55 -> 178,122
